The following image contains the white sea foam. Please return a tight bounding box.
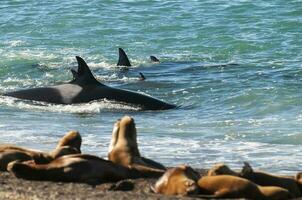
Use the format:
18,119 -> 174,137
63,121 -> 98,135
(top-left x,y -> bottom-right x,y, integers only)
95,74 -> 140,83
0,96 -> 140,113
83,61 -> 115,69
2,40 -> 26,47
136,136 -> 302,174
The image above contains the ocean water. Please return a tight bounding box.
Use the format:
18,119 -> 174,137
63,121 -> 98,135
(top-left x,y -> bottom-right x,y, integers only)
1,0 -> 302,174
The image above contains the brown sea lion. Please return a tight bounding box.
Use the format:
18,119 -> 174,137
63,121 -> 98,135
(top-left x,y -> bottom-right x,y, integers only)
198,175 -> 292,200
240,162 -> 301,198
207,163 -> 239,176
294,172 -> 302,193
8,154 -> 141,184
207,162 -> 300,198
152,165 -> 201,196
56,130 -> 82,152
108,116 -> 166,178
0,131 -> 81,171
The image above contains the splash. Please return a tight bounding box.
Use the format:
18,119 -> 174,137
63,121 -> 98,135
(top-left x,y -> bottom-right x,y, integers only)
0,96 -> 140,113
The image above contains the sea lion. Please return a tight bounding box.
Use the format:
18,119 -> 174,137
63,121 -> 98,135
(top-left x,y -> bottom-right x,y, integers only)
0,131 -> 81,171
152,165 -> 201,196
198,175 -> 292,200
295,172 -> 302,182
108,116 -> 166,178
207,163 -> 239,176
7,154 -> 141,184
207,162 -> 301,198
56,130 -> 82,152
240,162 -> 301,198
295,172 -> 302,193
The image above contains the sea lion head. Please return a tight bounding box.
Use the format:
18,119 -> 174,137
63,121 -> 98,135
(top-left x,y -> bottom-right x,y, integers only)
108,116 -> 139,157
295,172 -> 302,194
7,160 -> 28,173
0,149 -> 34,171
56,131 -> 82,153
7,160 -> 43,180
295,172 -> 302,183
239,162 -> 256,181
152,165 -> 200,196
207,163 -> 238,176
118,116 -> 137,148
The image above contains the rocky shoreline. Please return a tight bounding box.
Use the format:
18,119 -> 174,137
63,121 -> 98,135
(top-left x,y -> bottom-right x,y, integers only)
0,171 -> 204,200
2,170 -> 302,200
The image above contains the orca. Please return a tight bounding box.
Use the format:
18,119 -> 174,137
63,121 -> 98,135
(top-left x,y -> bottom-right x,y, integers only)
117,48 -> 131,67
150,56 -> 160,63
3,56 -> 176,110
116,48 -> 146,81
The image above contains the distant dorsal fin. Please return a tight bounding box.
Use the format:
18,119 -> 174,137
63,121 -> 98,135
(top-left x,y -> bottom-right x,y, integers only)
73,56 -> 102,85
117,48 -> 131,67
139,72 -> 146,81
150,56 -> 160,63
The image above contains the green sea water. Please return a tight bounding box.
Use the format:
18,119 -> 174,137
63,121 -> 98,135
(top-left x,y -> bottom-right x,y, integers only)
1,0 -> 302,173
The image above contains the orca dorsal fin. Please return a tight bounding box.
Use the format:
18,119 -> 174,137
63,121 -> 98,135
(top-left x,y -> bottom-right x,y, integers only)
139,72 -> 146,81
73,56 -> 102,85
70,68 -> 79,80
117,48 -> 131,67
150,56 -> 160,63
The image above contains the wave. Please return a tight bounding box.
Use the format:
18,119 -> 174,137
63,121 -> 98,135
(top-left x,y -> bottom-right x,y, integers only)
0,96 -> 140,113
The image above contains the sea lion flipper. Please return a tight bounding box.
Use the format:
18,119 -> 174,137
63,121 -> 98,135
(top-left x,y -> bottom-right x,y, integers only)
130,163 -> 165,178
241,162 -> 253,174
117,48 -> 131,67
141,157 -> 166,170
32,153 -> 51,164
